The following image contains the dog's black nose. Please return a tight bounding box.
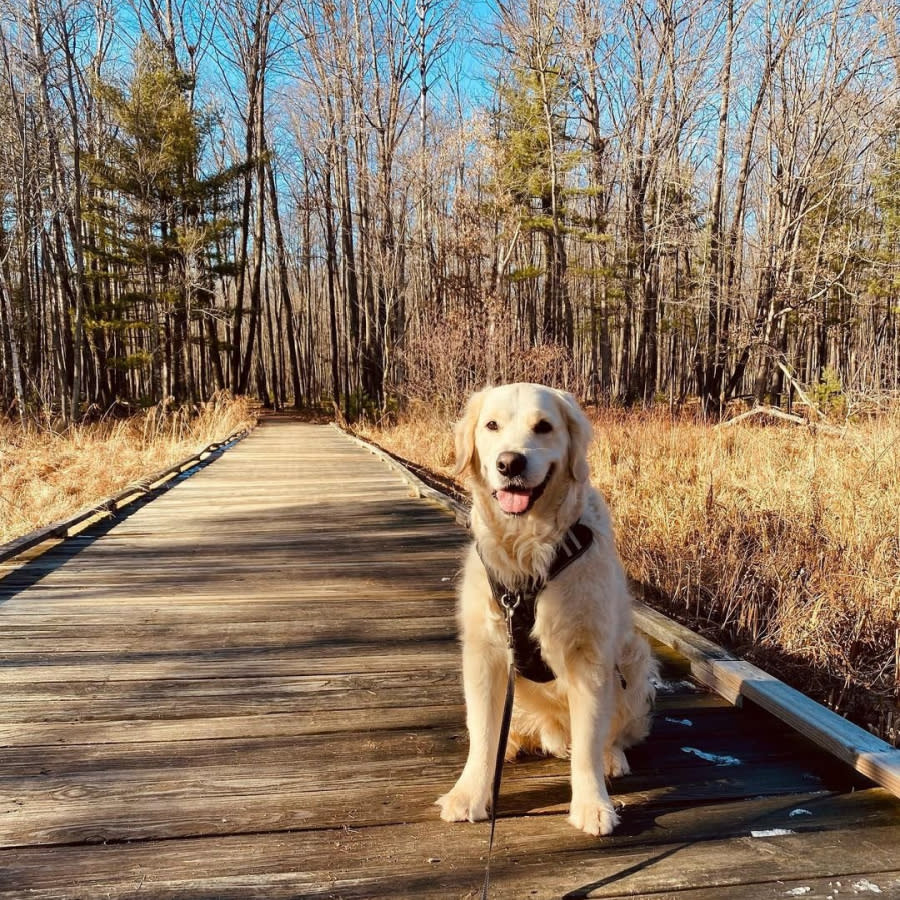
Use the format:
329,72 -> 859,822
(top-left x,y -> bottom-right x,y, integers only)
496,452 -> 526,478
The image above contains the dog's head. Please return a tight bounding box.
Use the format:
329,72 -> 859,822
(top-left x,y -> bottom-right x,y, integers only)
454,383 -> 592,520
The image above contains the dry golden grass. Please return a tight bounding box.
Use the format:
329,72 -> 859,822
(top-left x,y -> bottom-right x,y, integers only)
358,403 -> 900,745
0,394 -> 256,544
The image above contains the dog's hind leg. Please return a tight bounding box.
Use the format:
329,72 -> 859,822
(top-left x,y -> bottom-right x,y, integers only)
604,743 -> 631,778
505,729 -> 523,761
614,630 -> 659,750
510,678 -> 571,759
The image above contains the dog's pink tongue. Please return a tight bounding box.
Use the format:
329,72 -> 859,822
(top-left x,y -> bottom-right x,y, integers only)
496,490 -> 531,515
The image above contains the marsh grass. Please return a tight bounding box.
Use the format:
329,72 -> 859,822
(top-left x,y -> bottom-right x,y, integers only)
0,393 -> 256,544
358,404 -> 900,745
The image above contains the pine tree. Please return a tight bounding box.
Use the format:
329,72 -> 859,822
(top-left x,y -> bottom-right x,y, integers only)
492,67 -> 573,348
85,37 -> 240,404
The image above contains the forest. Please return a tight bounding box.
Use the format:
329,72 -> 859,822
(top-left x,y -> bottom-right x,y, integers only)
1,0 -> 898,421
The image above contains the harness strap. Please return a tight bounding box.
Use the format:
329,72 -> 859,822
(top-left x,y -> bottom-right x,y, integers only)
482,570 -> 552,683
478,521 -> 594,683
551,521 -> 594,580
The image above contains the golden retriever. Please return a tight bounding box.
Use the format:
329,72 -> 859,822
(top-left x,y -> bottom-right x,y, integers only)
436,383 -> 656,836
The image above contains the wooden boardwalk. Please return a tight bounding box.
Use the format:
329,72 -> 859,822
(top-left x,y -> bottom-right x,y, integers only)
1,419 -> 898,899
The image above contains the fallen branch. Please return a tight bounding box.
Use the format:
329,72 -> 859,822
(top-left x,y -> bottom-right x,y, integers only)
719,404 -> 845,435
777,361 -> 827,420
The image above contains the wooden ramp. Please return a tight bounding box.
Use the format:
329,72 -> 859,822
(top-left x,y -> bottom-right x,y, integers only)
0,420 -> 898,899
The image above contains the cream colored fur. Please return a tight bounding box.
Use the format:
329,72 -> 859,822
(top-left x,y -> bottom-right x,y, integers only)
436,383 -> 657,836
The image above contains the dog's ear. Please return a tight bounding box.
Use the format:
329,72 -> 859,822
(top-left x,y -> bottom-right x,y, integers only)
556,390 -> 593,483
454,389 -> 487,479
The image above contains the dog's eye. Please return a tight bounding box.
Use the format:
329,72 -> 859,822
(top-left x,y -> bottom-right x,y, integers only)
534,420 -> 553,434
485,420 -> 499,431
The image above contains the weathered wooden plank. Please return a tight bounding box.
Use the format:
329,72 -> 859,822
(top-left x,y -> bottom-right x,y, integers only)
0,707 -> 465,749
0,668 -> 464,704
2,561 -> 459,581
0,646 -> 458,682
50,533 -> 465,552
598,874 -> 900,900
2,581 -> 452,596
0,692 -> 805,760
1,798 -> 898,899
0,732 -> 473,784
0,671 -> 720,713
2,554 -> 462,578
0,599 -> 456,624
0,573 -> 455,598
0,618 -> 459,652
0,761 -> 839,849
0,707 -> 800,774
6,740 -> 820,811
0,692 -> 462,724
0,679 -> 718,724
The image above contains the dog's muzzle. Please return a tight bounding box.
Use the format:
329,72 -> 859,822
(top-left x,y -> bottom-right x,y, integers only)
491,464 -> 554,516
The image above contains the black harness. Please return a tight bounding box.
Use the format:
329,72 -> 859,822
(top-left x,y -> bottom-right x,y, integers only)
477,521 -> 594,682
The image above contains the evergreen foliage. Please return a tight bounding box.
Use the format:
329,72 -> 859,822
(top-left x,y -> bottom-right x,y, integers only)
84,37 -> 241,403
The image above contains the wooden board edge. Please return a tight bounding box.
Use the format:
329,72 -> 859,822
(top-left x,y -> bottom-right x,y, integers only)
334,424 -> 469,527
0,426 -> 254,566
629,605 -> 900,797
336,426 -> 900,801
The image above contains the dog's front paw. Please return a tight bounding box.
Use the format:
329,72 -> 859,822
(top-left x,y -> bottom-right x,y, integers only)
568,794 -> 619,836
436,780 -> 490,823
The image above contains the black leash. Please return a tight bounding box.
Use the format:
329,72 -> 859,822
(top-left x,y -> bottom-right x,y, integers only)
481,595 -> 518,900
478,521 -> 595,899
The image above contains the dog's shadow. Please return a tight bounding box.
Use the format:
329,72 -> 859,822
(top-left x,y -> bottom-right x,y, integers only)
490,776 -> 694,899
492,770 -> 844,899
495,772 -> 661,839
